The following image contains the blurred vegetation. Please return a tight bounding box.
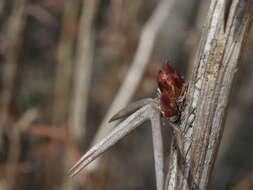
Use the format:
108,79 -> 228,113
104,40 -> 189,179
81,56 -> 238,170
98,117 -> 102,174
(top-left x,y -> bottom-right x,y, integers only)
0,0 -> 252,189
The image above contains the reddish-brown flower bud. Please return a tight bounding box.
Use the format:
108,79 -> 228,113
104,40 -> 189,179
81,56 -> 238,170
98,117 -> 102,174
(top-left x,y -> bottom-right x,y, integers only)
157,61 -> 184,99
159,94 -> 178,117
157,61 -> 186,119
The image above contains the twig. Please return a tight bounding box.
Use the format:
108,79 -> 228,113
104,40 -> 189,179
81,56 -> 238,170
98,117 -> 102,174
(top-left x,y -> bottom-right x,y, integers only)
0,0 -> 4,14
53,1 -> 80,189
0,0 -> 27,147
17,108 -> 39,132
68,0 -> 99,142
2,0 -> 29,185
5,108 -> 38,190
26,4 -> 57,27
53,0 -> 79,125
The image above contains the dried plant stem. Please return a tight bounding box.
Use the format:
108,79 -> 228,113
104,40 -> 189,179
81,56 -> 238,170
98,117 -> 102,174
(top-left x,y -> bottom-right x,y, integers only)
53,1 -> 80,189
53,0 -> 79,125
0,0 -> 27,146
0,0 -> 4,14
165,0 -> 252,189
69,0 -> 99,142
26,4 -> 57,28
6,108 -> 38,190
1,1 -> 35,189
5,128 -> 20,190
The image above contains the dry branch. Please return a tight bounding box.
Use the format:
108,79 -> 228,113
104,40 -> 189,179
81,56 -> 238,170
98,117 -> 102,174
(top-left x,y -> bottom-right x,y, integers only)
0,0 -> 27,146
53,0 -> 79,124
69,0 -> 99,141
6,108 -> 38,190
53,1 -> 80,189
0,1 -> 4,14
165,0 -> 252,190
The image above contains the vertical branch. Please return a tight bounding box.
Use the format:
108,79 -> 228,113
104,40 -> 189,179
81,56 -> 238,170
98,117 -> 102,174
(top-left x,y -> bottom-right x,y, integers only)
69,0 -> 99,141
165,0 -> 252,190
0,0 -> 27,145
0,0 -> 4,14
6,109 -> 38,190
53,1 -> 80,190
53,0 -> 79,124
5,127 -> 20,190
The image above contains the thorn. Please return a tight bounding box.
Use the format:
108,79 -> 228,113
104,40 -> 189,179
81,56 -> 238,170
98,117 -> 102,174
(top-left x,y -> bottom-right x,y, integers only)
68,105 -> 151,177
109,98 -> 154,122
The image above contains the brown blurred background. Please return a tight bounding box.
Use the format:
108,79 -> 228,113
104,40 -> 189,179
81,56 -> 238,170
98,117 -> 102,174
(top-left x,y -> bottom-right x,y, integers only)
0,0 -> 252,189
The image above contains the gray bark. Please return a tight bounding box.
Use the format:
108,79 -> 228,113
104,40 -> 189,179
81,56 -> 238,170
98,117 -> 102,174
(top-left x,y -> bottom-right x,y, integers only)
165,0 -> 252,189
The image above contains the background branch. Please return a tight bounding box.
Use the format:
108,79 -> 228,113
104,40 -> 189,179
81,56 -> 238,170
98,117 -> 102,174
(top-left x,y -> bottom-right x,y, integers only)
0,0 -> 27,147
69,0 -> 99,142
